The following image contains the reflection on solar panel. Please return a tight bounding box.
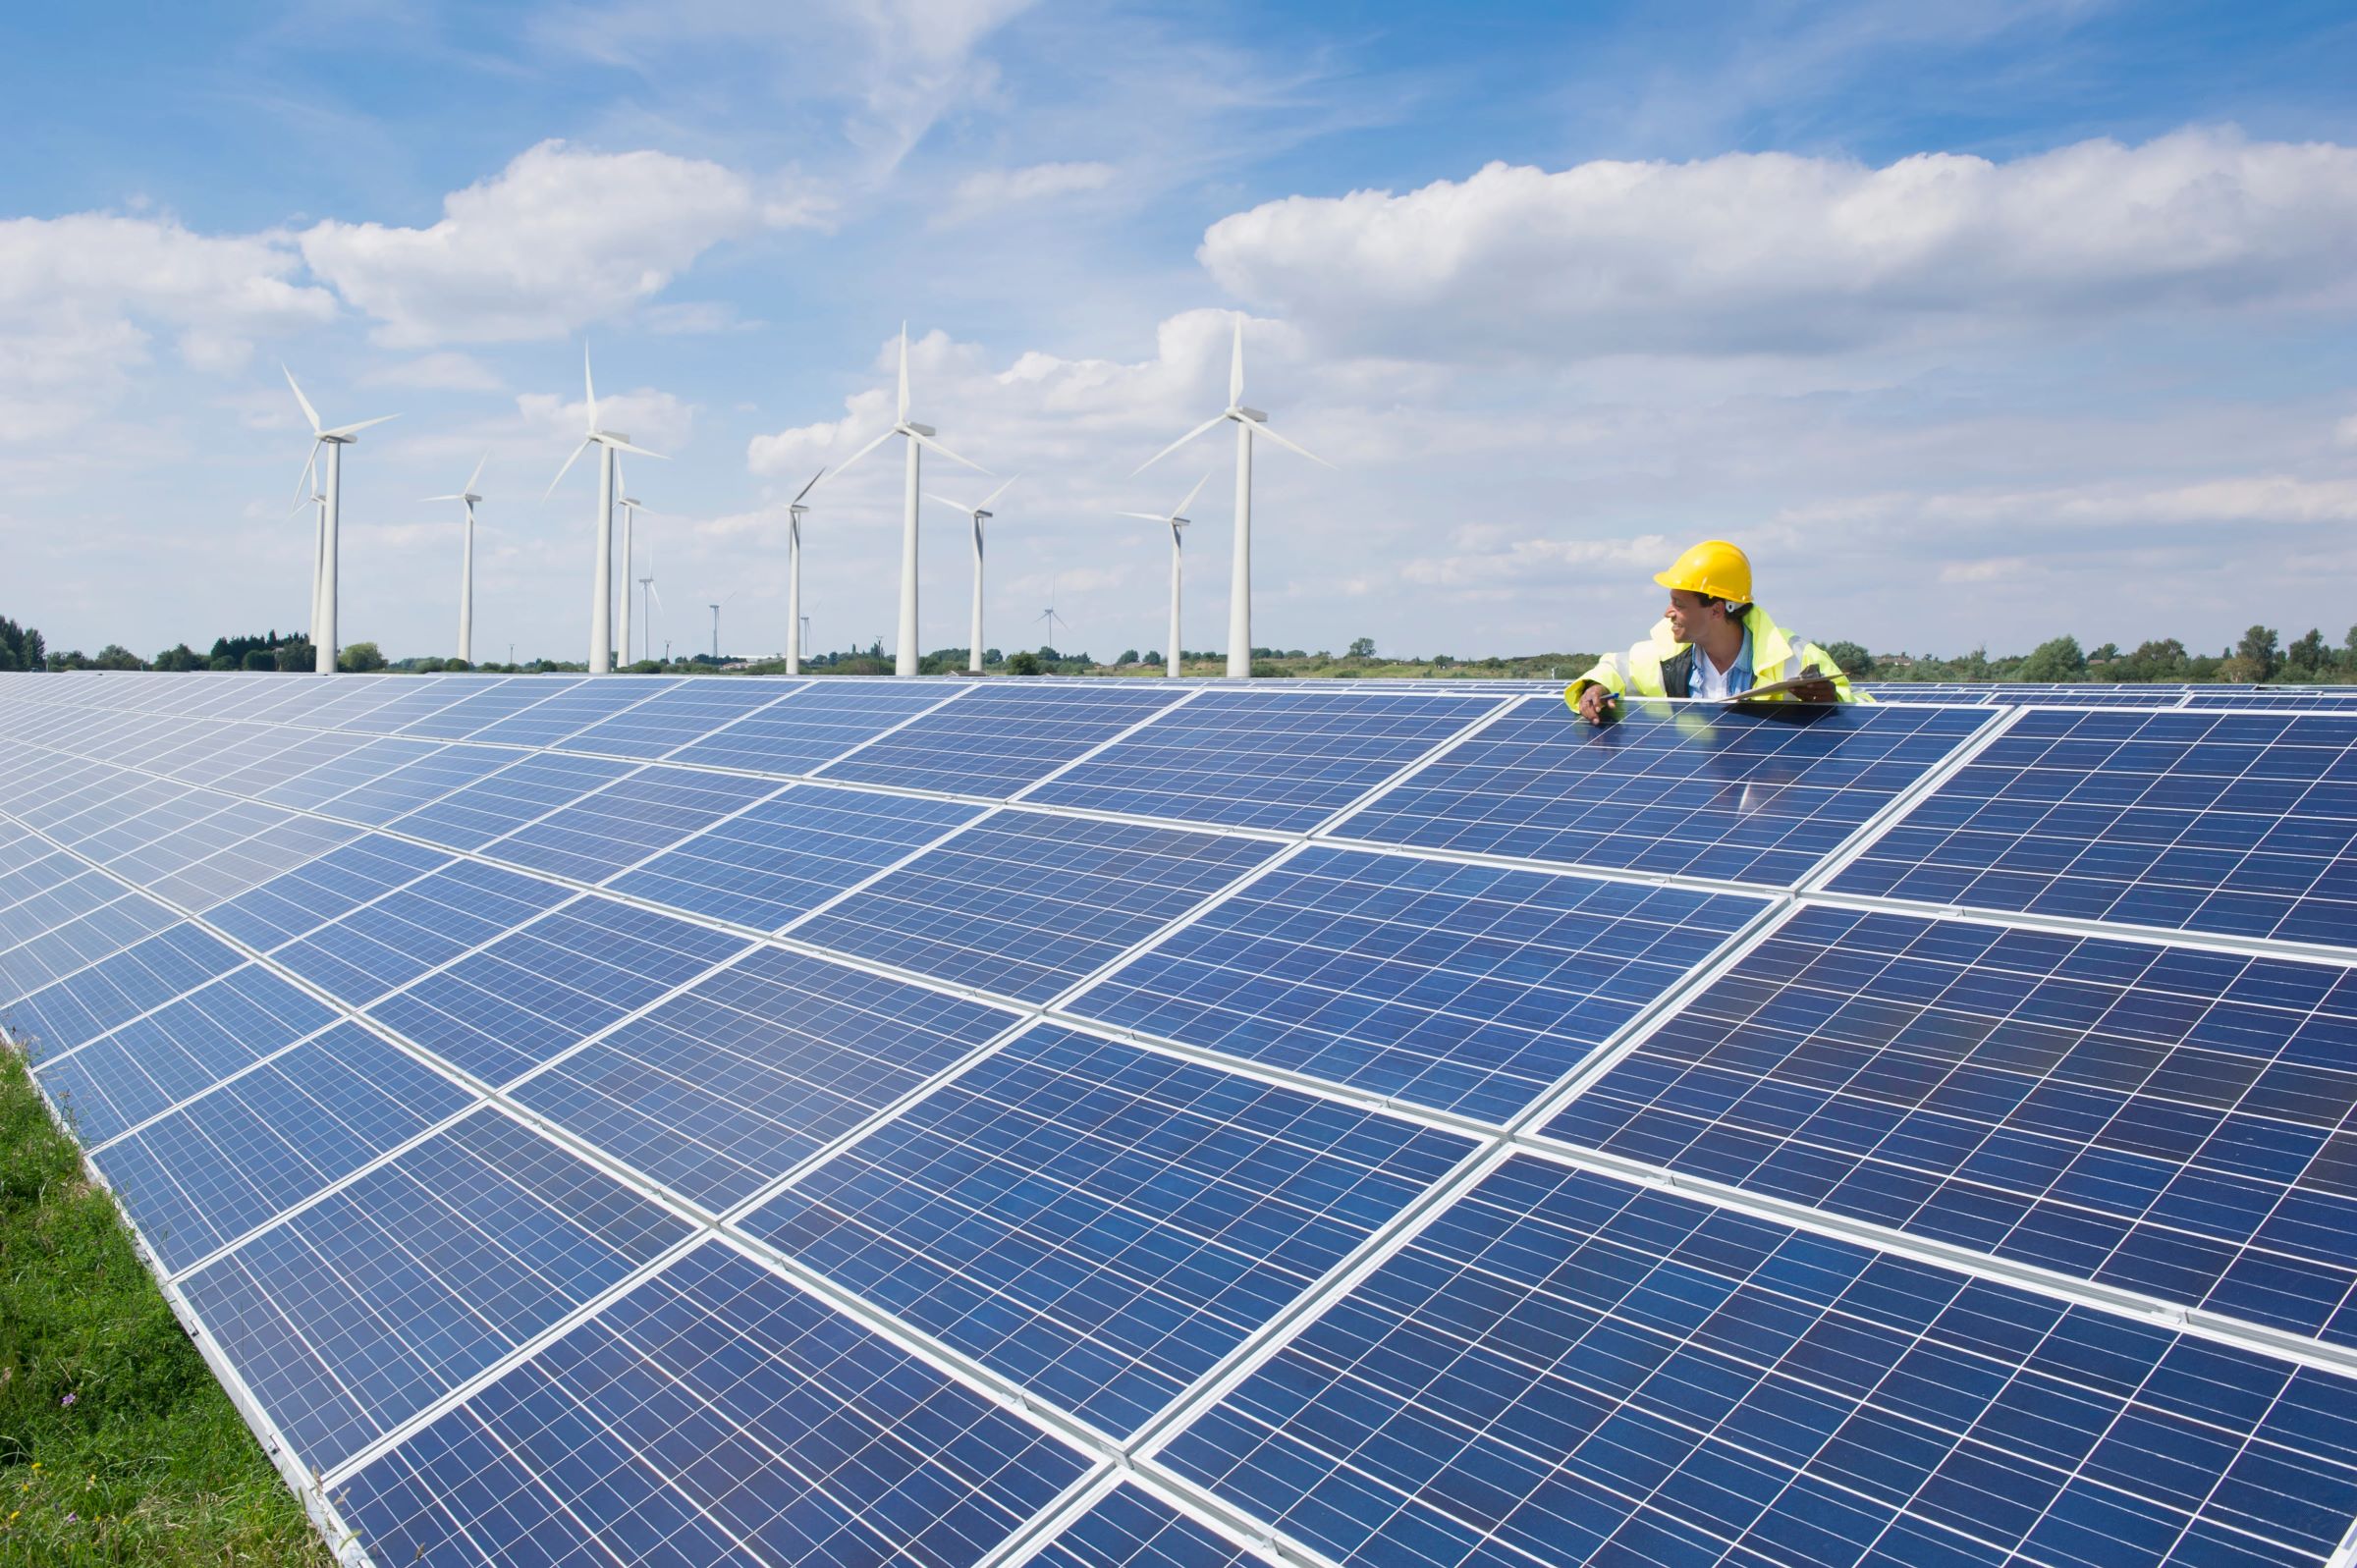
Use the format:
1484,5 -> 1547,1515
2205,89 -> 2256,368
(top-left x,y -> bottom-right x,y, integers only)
1832,709 -> 2357,944
0,670 -> 2353,1568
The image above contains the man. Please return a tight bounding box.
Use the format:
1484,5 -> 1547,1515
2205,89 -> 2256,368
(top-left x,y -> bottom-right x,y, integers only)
1566,540 -> 1861,724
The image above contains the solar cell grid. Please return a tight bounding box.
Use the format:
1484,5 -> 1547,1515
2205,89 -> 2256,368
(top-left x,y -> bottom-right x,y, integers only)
479,763 -> 784,885
746,1022 -> 1476,1435
271,857 -> 573,1004
606,782 -> 984,931
254,735 -> 444,811
815,680 -> 1190,797
1157,1154 -> 2357,1568
665,678 -> 954,775
312,741 -> 514,826
1022,687 -> 1505,833
554,675 -> 802,757
793,809 -> 1283,1002
1832,708 -> 2357,945
1340,699 -> 1992,887
392,674 -> 583,739
461,676 -> 681,748
336,1239 -> 1090,1568
202,833 -> 453,951
1,916 -> 237,1054
1068,843 -> 1770,1123
1028,1484 -> 1261,1568
384,748 -> 638,849
1548,904 -> 2357,1345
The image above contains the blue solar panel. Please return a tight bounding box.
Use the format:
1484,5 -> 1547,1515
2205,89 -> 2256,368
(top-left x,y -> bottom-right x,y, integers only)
607,782 -> 984,931
329,676 -> 509,734
1341,700 -> 1992,886
1832,709 -> 2357,944
1157,1154 -> 2357,1568
1068,844 -> 1770,1122
2,917 -> 237,1054
396,675 -> 584,739
203,834 -> 453,952
93,1021 -> 474,1272
1030,1484 -> 1258,1568
366,895 -> 748,1086
460,676 -> 682,748
253,735 -> 443,812
665,679 -> 952,775
35,963 -> 337,1145
554,676 -> 803,757
480,764 -> 784,884
816,682 -> 1189,797
337,1239 -> 1089,1568
747,1023 -> 1474,1435
795,810 -> 1282,1002
512,945 -> 1014,1212
386,750 -> 638,850
180,1108 -> 690,1472
272,858 -> 573,1004
1025,688 -> 1507,832
313,742 -> 515,826
1549,904 -> 2357,1346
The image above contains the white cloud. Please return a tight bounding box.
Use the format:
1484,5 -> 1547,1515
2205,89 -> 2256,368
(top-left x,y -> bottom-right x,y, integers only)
2337,412 -> 2357,449
1199,128 -> 2357,360
945,160 -> 1116,223
359,351 -> 506,392
299,140 -> 827,348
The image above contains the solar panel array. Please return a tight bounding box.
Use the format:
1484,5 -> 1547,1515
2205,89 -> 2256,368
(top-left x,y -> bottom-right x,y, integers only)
1,669 -> 2353,1568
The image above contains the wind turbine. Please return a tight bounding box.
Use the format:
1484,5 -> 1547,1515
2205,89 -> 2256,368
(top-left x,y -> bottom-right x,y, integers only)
1116,473 -> 1209,679
701,588 -> 739,664
926,475 -> 1018,675
284,368 -> 397,675
616,461 -> 642,668
289,489 -> 326,647
1035,592 -> 1069,657
1133,315 -> 1331,678
814,325 -> 988,676
423,453 -> 488,666
547,348 -> 664,673
637,550 -> 662,666
782,467 -> 825,676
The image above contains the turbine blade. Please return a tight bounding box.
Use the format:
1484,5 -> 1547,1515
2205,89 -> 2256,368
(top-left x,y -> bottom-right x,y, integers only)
1131,412 -> 1227,476
909,430 -> 988,473
979,473 -> 1018,510
1176,471 -> 1211,518
292,441 -> 319,504
791,465 -> 827,505
465,450 -> 488,495
545,438 -> 592,499
1230,315 -> 1244,406
282,365 -> 323,434
897,322 -> 909,423
421,493 -> 465,503
923,492 -> 971,514
1112,511 -> 1168,520
583,346 -> 597,432
613,456 -> 625,497
1247,418 -> 1334,468
815,425 -> 897,486
319,412 -> 398,439
599,436 -> 668,460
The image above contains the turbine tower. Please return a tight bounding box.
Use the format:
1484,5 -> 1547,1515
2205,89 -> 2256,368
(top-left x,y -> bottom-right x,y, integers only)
289,489 -> 326,648
423,453 -> 489,667
1116,473 -> 1209,678
616,462 -> 642,668
1133,315 -> 1330,678
926,475 -> 1018,675
816,325 -> 988,676
1035,601 -> 1069,660
547,348 -> 664,673
284,368 -> 397,675
782,467 -> 824,676
637,551 -> 662,666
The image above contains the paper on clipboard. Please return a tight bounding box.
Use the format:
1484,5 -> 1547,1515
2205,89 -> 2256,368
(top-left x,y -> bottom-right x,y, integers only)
1721,666 -> 1841,706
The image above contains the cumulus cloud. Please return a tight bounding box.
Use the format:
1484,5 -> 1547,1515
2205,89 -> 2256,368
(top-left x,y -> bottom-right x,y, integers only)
359,351 -> 505,392
300,140 -> 828,348
1199,128 -> 2357,359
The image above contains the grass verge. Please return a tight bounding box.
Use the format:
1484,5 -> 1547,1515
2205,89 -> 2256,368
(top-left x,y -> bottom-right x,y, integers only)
0,1037 -> 329,1565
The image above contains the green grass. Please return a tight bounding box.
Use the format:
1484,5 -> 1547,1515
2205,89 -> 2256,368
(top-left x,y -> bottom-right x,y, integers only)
0,1039 -> 330,1566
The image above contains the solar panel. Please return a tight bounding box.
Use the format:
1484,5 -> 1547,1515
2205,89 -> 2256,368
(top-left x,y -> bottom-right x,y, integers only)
1831,709 -> 2357,945
1,669 -> 2353,1568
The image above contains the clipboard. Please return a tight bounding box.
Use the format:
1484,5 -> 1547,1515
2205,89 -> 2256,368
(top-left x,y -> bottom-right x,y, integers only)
1721,667 -> 1841,706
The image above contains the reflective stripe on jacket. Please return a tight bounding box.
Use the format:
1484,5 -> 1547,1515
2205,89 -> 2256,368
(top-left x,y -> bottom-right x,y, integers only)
1563,605 -> 1868,708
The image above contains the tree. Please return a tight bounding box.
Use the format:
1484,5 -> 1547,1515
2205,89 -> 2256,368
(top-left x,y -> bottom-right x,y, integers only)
1116,649 -> 1139,666
2344,624 -> 2357,675
273,636 -> 314,673
2233,624 -> 2279,681
241,648 -> 278,672
1347,636 -> 1377,660
2285,628 -> 2330,679
1821,640 -> 1875,678
338,641 -> 387,673
2012,635 -> 2087,683
1004,650 -> 1044,676
46,649 -> 91,670
0,616 -> 45,672
93,644 -> 145,671
1141,650 -> 1162,668
2087,642 -> 2121,665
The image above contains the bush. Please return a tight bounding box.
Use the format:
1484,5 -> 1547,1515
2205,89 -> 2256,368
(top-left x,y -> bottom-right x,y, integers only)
2011,635 -> 2087,683
93,644 -> 145,671
336,641 -> 386,673
1004,651 -> 1044,676
153,643 -> 202,673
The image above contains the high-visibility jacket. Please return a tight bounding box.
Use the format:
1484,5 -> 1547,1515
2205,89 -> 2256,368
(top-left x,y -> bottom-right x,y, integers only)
1564,605 -> 1867,708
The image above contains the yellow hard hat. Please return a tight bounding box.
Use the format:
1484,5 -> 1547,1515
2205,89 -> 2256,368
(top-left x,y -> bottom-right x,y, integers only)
1655,539 -> 1753,604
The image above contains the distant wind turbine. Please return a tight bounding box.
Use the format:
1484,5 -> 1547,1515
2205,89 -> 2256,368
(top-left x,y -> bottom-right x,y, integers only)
1116,473 -> 1210,679
289,489 -> 326,648
423,453 -> 489,667
782,467 -> 825,676
702,588 -> 739,664
637,549 -> 662,666
284,367 -> 397,675
1133,315 -> 1331,678
1036,600 -> 1069,656
616,461 -> 642,668
547,348 -> 664,672
814,325 -> 989,676
927,475 -> 1018,675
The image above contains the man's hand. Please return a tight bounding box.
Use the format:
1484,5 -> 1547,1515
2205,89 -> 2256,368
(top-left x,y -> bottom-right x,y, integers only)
1575,684 -> 1617,725
1789,674 -> 1838,704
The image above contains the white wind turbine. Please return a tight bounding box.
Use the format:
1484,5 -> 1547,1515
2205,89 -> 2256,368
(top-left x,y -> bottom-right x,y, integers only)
701,588 -> 739,664
616,461 -> 643,669
926,475 -> 1018,675
815,325 -> 989,676
782,467 -> 825,676
288,489 -> 326,648
1115,473 -> 1209,679
423,453 -> 489,667
285,368 -> 397,675
547,348 -> 665,673
637,549 -> 663,666
1035,601 -> 1070,661
1133,315 -> 1331,678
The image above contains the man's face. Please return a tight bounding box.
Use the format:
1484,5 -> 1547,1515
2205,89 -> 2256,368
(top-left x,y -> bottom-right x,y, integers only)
1664,589 -> 1722,643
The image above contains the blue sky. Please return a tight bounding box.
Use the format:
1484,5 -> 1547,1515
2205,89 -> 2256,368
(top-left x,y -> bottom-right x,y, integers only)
4,0 -> 2355,665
